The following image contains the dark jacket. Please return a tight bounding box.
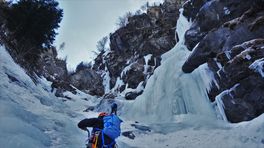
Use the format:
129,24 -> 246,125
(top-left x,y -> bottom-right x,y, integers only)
78,117 -> 114,147
78,118 -> 104,130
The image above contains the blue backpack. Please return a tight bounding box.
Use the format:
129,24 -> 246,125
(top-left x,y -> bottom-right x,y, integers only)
102,114 -> 122,140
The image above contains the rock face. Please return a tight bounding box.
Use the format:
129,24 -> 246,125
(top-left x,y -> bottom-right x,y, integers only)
93,0 -> 184,99
182,10 -> 264,73
182,0 -> 264,122
37,47 -> 80,97
38,47 -> 68,81
184,0 -> 259,51
220,74 -> 264,123
69,68 -> 104,96
183,0 -> 207,21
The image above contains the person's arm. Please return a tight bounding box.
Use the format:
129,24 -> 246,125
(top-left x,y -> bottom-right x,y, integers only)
77,118 -> 103,130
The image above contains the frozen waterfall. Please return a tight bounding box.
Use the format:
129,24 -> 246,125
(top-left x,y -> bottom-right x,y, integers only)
125,9 -> 216,123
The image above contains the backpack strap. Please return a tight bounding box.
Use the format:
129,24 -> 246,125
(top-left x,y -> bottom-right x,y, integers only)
90,128 -> 102,148
101,130 -> 116,148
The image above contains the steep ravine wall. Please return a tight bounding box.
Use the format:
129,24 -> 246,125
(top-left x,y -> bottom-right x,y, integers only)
182,0 -> 264,123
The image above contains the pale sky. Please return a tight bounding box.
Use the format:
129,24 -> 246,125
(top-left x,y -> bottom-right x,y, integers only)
55,0 -> 164,69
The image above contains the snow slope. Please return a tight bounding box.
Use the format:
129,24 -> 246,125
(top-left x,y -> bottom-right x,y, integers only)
0,46 -> 97,148
119,114 -> 264,148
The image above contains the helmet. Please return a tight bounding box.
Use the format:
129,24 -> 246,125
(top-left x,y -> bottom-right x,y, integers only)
98,112 -> 108,117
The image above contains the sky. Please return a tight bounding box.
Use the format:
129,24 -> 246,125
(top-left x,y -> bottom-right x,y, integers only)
55,0 -> 164,70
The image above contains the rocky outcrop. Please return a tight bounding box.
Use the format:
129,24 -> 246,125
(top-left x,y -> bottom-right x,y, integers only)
93,0 -> 184,99
122,62 -> 145,89
213,39 -> 264,123
182,0 -> 264,122
183,0 -> 261,51
36,47 -> 81,97
219,73 -> 264,123
125,91 -> 143,100
183,0 -> 207,21
37,47 -> 68,81
69,68 -> 104,96
209,39 -> 264,99
182,9 -> 264,73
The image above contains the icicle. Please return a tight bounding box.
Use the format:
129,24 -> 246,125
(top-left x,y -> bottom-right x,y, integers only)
215,91 -> 228,121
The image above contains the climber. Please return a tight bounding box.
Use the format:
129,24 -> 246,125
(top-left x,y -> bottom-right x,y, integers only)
51,80 -> 59,92
78,103 -> 122,148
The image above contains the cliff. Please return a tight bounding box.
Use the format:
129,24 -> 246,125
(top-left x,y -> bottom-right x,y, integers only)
83,0 -> 185,99
182,0 -> 264,122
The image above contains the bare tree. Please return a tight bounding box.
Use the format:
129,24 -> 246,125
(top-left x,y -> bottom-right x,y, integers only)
76,61 -> 92,72
59,42 -> 65,51
96,36 -> 108,52
140,2 -> 149,11
135,10 -> 142,15
116,11 -> 133,28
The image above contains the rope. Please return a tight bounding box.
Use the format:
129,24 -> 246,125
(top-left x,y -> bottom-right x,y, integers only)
94,134 -> 98,148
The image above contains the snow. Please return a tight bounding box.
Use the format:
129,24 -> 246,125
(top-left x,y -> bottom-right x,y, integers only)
249,58 -> 264,77
112,77 -> 125,92
120,81 -> 145,96
245,54 -> 252,60
121,63 -> 134,78
101,51 -> 112,93
143,54 -> 152,74
224,51 -> 232,60
215,59 -> 223,69
215,90 -> 228,121
239,47 -> 254,60
215,82 -> 241,122
120,54 -> 152,84
102,70 -> 111,93
119,114 -> 264,148
224,7 -> 231,15
0,46 -> 96,148
118,54 -> 152,96
217,14 -> 220,20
